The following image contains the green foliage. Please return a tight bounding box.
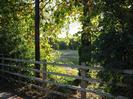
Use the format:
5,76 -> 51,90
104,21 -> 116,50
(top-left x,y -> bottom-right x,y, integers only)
79,0 -> 133,98
0,0 -> 32,58
1,0 -> 133,98
0,0 -> 80,84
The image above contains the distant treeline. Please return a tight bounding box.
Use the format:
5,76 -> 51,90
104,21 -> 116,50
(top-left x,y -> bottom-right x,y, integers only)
49,38 -> 80,50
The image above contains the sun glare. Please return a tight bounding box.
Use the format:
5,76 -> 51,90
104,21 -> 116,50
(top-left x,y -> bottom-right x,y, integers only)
58,21 -> 82,38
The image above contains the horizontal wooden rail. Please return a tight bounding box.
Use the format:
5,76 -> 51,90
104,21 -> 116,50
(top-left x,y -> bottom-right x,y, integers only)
1,57 -> 133,75
2,63 -> 129,88
32,84 -> 69,97
0,63 -> 102,83
0,57 -> 102,70
0,69 -> 114,98
0,74 -> 78,99
0,57 -> 132,98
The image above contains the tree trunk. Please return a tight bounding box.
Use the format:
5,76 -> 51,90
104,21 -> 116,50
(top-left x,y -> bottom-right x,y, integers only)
35,0 -> 40,77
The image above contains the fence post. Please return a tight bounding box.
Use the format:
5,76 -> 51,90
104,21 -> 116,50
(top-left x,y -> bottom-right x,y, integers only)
1,56 -> 5,77
42,59 -> 47,86
80,62 -> 87,99
1,55 -> 4,71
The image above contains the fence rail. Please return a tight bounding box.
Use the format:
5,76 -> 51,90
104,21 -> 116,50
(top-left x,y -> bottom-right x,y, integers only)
0,63 -> 102,83
0,57 -> 133,75
0,57 -> 102,70
0,57 -> 132,98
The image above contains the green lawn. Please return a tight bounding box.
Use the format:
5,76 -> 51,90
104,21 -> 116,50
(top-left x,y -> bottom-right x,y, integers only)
54,50 -> 79,65
48,50 -> 79,83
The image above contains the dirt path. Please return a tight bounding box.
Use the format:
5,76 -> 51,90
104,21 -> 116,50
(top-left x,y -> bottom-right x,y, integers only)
0,78 -> 32,99
0,91 -> 24,99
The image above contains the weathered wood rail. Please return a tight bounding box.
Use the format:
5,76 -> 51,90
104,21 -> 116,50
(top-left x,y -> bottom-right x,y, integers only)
0,57 -> 132,99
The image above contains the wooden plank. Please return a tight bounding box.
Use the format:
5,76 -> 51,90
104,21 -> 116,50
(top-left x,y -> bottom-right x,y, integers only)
32,84 -> 68,97
123,70 -> 133,75
80,63 -> 87,99
0,57 -> 102,70
0,70 -> 114,98
46,71 -> 102,83
42,59 -> 47,80
1,57 -> 133,75
0,63 -> 102,83
31,84 -> 80,99
0,74 -> 77,98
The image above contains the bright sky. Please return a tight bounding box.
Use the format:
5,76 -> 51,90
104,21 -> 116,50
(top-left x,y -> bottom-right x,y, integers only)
58,21 -> 82,38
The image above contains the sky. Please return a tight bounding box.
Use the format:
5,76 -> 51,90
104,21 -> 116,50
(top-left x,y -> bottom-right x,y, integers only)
58,21 -> 82,38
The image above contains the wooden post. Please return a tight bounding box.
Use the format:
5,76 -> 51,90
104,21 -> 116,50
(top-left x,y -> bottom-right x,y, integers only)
1,55 -> 4,70
1,57 -> 5,76
42,60 -> 47,80
1,60 -> 3,70
80,63 -> 87,99
42,59 -> 47,88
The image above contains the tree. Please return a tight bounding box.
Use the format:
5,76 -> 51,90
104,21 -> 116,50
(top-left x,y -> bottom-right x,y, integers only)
78,0 -> 133,97
94,0 -> 133,97
0,0 -> 31,58
35,0 -> 40,77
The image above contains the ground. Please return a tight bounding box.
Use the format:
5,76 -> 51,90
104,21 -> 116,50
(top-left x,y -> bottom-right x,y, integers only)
52,50 -> 79,64
0,78 -> 29,99
0,92 -> 23,99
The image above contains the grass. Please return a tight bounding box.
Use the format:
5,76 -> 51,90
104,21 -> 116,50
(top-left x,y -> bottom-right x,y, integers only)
53,50 -> 79,65
47,50 -> 79,83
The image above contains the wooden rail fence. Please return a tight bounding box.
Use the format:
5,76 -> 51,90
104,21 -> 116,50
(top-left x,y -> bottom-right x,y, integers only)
0,57 -> 133,99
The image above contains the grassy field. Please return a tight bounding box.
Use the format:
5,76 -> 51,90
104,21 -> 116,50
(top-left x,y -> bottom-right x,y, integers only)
49,50 -> 101,98
54,50 -> 79,65
47,50 -> 79,83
